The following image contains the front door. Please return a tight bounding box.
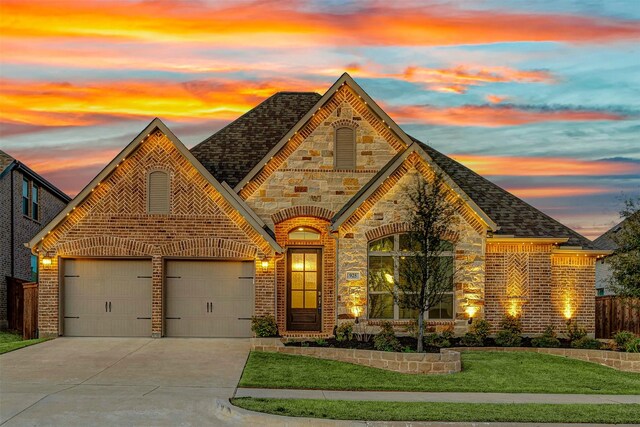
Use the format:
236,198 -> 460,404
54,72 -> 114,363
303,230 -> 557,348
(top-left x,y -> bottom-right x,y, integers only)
287,248 -> 322,331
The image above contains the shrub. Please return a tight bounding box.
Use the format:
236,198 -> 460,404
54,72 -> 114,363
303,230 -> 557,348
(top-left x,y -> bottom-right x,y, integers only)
470,319 -> 491,341
461,332 -> 483,347
424,332 -> 452,348
251,315 -> 278,337
373,321 -> 401,352
626,338 -> 640,353
531,325 -> 561,348
566,320 -> 587,342
315,338 -> 328,347
335,322 -> 354,342
614,331 -> 636,350
571,336 -> 602,349
495,315 -> 523,347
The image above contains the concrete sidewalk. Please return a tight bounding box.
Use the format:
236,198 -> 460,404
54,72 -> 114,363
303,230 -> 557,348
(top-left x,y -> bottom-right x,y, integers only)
235,388 -> 640,404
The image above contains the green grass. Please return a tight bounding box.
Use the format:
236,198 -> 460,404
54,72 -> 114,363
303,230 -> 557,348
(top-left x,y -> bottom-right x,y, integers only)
232,398 -> 640,423
0,331 -> 49,355
239,351 -> 640,394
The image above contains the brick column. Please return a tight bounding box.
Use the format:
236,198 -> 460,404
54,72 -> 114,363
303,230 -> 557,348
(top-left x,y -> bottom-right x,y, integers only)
151,255 -> 163,337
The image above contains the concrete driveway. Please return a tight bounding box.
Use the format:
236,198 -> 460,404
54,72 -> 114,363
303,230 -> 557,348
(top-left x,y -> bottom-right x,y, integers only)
0,337 -> 250,426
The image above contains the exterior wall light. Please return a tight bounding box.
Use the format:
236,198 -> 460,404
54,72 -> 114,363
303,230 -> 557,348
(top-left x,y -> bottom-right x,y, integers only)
260,258 -> 269,271
41,256 -> 52,267
465,306 -> 477,324
351,305 -> 363,323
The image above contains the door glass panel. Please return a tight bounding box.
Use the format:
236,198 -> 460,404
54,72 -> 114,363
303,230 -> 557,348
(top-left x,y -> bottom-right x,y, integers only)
291,272 -> 304,290
305,291 -> 317,308
304,272 -> 317,290
291,253 -> 304,271
304,253 -> 317,271
291,291 -> 304,308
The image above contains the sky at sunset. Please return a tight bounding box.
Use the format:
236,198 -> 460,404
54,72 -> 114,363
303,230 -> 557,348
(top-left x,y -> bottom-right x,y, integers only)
1,0 -> 639,240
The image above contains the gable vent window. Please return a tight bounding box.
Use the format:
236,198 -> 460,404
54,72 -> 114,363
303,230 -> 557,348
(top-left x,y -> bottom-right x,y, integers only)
147,171 -> 170,214
335,126 -> 356,170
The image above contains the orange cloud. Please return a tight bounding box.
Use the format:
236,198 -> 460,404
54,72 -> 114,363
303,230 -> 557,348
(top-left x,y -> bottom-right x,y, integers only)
2,1 -> 639,46
505,186 -> 612,198
0,78 -> 324,127
403,66 -> 554,93
486,94 -> 508,104
449,155 -> 640,176
388,104 -> 630,127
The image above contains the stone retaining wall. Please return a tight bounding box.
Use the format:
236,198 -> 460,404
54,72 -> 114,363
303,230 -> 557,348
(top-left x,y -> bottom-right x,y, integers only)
251,338 -> 461,374
451,347 -> 640,373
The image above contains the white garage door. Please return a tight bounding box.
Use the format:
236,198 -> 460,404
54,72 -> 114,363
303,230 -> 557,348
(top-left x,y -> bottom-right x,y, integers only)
63,259 -> 152,337
165,260 -> 254,337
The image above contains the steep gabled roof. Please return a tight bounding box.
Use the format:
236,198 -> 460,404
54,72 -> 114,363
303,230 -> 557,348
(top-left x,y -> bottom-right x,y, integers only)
29,118 -> 282,253
0,150 -> 15,175
190,92 -> 321,187
412,137 -> 594,248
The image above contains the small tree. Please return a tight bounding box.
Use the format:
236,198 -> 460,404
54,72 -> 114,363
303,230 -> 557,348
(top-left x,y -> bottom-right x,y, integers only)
372,173 -> 461,352
608,197 -> 640,305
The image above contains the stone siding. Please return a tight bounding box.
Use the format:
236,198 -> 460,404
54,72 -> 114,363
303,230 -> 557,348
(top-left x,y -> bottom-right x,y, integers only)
36,130 -> 275,337
252,338 -> 461,374
243,85 -> 402,228
338,164 -> 486,334
451,347 -> 640,373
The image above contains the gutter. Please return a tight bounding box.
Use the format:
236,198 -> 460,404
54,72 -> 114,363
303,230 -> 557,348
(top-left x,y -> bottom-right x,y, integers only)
10,168 -> 14,278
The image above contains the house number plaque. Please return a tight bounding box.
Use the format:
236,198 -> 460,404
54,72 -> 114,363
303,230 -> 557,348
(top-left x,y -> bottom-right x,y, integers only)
346,271 -> 361,281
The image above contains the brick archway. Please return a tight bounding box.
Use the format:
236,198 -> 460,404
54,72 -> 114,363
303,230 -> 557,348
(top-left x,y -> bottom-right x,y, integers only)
272,206 -> 335,224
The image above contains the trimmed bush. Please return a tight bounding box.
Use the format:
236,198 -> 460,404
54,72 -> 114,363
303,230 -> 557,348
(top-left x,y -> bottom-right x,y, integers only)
571,336 -> 602,349
495,315 -> 523,347
460,332 -> 483,347
614,331 -> 636,350
424,332 -> 452,348
335,322 -> 354,342
373,321 -> 401,352
251,315 -> 278,337
566,320 -> 587,342
626,338 -> 640,353
531,325 -> 561,348
470,319 -> 491,341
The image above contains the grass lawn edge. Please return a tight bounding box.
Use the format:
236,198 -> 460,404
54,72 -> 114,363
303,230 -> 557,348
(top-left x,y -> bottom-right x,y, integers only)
0,337 -> 51,355
231,398 -> 640,424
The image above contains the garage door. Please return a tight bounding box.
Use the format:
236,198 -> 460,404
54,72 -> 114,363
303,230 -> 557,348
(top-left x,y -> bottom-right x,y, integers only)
63,259 -> 152,337
165,260 -> 254,337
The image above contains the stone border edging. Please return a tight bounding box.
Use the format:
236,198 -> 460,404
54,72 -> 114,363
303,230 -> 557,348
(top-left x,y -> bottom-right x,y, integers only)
450,347 -> 640,373
251,338 -> 460,374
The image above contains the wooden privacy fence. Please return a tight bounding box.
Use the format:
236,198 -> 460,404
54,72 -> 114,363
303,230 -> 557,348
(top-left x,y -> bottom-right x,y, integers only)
6,278 -> 38,339
595,296 -> 640,339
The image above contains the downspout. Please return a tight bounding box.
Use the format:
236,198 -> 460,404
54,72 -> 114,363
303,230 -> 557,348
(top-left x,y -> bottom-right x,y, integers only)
273,252 -> 285,329
330,229 -> 340,335
10,168 -> 14,278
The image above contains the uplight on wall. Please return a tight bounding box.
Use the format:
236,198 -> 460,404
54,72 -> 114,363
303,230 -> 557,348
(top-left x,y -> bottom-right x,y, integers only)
563,300 -> 573,320
465,306 -> 477,324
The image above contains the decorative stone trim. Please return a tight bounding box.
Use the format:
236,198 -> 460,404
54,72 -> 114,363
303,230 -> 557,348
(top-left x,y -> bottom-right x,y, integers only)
364,222 -> 459,243
450,347 -> 640,373
57,236 -> 155,257
160,237 -> 257,258
251,338 -> 461,374
272,206 -> 336,223
331,118 -> 359,129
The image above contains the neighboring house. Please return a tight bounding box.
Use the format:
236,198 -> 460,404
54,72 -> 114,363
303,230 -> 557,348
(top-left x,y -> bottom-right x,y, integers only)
28,74 -> 608,339
0,150 -> 70,329
593,219 -> 629,296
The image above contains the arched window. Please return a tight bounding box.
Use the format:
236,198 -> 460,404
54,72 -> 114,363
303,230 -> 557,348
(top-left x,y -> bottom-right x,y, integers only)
288,226 -> 321,241
147,170 -> 169,214
334,126 -> 356,170
367,233 -> 454,320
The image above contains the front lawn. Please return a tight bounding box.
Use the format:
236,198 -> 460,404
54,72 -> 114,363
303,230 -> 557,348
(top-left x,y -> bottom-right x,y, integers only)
232,398 -> 640,424
0,331 -> 49,355
239,351 -> 640,394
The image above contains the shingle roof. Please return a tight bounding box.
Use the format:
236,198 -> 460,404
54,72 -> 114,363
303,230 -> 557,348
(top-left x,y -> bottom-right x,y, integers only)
413,137 -> 594,248
190,92 -> 322,187
0,149 -> 15,175
194,90 -> 594,249
593,217 -> 633,250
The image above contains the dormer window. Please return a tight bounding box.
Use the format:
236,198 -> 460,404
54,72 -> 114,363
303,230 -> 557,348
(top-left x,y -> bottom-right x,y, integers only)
334,126 -> 356,170
147,170 -> 169,214
289,227 -> 321,241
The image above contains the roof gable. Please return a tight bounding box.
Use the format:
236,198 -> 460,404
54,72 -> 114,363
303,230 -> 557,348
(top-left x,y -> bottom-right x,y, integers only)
191,92 -> 321,187
331,143 -> 497,233
29,118 -> 282,253
234,73 -> 413,198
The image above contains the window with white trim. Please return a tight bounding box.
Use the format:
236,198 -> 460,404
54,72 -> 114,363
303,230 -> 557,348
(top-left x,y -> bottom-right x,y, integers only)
367,233 -> 454,320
